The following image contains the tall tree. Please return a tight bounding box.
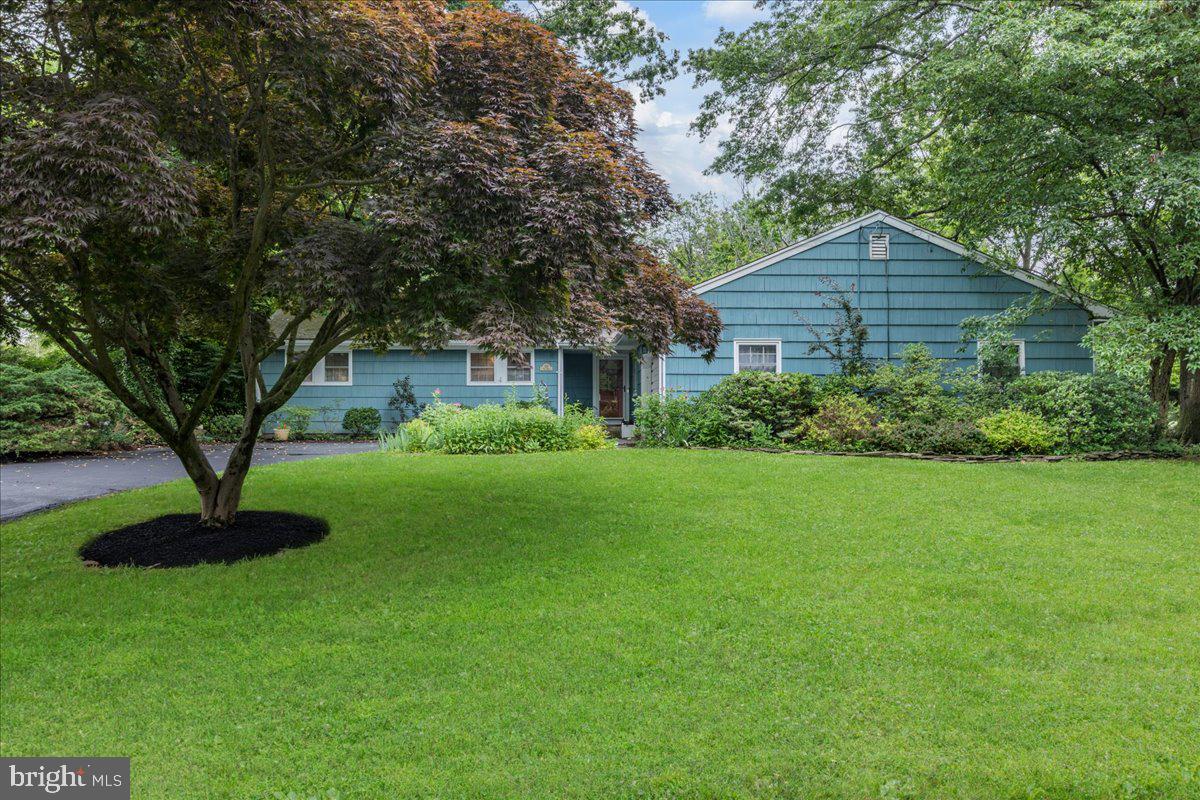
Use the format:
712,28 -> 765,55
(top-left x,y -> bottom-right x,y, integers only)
0,0 -> 720,527
644,193 -> 800,285
518,0 -> 679,100
689,0 -> 1200,441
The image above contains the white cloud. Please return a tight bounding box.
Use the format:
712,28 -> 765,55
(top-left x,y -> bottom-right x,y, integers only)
633,99 -> 683,130
702,0 -> 764,24
633,104 -> 745,200
611,0 -> 658,32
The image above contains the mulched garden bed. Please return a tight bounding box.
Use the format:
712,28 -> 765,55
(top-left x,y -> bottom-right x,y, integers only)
79,511 -> 329,568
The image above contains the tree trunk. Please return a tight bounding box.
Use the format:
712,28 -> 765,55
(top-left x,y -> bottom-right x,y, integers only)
1178,356 -> 1200,445
197,416 -> 263,527
1148,347 -> 1176,434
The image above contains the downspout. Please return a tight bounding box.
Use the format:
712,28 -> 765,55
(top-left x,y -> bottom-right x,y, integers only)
856,227 -> 864,316
884,228 -> 891,363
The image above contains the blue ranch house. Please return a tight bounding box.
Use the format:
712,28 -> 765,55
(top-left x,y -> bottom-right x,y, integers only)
264,212 -> 1113,430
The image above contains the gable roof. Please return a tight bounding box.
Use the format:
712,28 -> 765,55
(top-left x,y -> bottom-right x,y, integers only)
690,210 -> 1115,318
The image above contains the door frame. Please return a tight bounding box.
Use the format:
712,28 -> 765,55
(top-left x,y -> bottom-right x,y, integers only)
592,353 -> 629,421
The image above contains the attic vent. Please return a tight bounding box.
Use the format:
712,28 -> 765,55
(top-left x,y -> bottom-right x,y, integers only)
869,233 -> 890,260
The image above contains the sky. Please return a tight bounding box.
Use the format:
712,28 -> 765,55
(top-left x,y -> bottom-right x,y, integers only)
613,1 -> 768,201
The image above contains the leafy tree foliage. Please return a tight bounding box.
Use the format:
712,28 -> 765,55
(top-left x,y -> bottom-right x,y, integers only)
689,0 -> 1200,441
0,0 -> 719,526
518,0 -> 679,99
644,193 -> 800,285
798,277 -> 870,377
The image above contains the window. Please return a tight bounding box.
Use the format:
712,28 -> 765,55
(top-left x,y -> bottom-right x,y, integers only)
469,351 -> 496,383
466,349 -> 535,385
733,340 -> 781,373
869,233 -> 889,260
505,350 -> 532,383
323,352 -> 350,383
301,350 -> 353,386
978,340 -> 1025,381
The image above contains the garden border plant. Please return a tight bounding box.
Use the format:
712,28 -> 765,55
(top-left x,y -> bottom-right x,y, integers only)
378,392 -> 612,455
634,344 -> 1189,461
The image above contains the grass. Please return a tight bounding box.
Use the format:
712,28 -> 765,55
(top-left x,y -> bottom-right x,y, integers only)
1,450 -> 1198,799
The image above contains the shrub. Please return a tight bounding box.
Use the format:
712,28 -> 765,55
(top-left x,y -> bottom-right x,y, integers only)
634,392 -> 700,447
1005,372 -> 1158,451
868,419 -> 987,455
977,408 -> 1060,454
277,406 -> 315,437
570,423 -> 612,450
438,405 -> 567,454
387,376 -> 421,423
866,344 -> 963,424
412,401 -> 607,455
0,360 -> 152,455
342,407 -> 382,437
699,371 -> 818,439
203,413 -> 244,441
788,394 -> 879,450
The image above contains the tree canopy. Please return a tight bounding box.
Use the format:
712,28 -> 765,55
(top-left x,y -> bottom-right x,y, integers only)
644,193 -> 801,286
0,0 -> 720,525
518,0 -> 680,100
689,0 -> 1200,440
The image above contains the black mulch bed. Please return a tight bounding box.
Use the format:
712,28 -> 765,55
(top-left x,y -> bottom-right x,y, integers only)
79,511 -> 329,568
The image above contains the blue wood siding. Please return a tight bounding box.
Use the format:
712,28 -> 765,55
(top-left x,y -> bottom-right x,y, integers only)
261,347 -> 560,431
561,351 -> 593,409
665,222 -> 1095,395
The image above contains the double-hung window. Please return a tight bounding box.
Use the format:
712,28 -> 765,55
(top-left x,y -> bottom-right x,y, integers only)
301,350 -> 352,386
467,349 -> 535,385
978,339 -> 1025,380
733,340 -> 782,374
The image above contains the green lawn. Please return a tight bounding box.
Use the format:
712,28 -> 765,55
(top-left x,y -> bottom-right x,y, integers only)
2,450 -> 1198,799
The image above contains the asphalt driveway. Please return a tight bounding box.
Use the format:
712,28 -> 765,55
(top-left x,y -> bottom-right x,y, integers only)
0,441 -> 375,521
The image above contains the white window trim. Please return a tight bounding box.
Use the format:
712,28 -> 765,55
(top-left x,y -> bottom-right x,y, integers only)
301,349 -> 353,386
978,339 -> 1026,376
465,347 -> 535,386
733,339 -> 782,374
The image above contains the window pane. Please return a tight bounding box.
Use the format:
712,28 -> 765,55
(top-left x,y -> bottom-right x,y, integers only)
323,352 -> 350,383
470,351 -> 496,382
506,351 -> 532,382
739,344 -> 777,373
